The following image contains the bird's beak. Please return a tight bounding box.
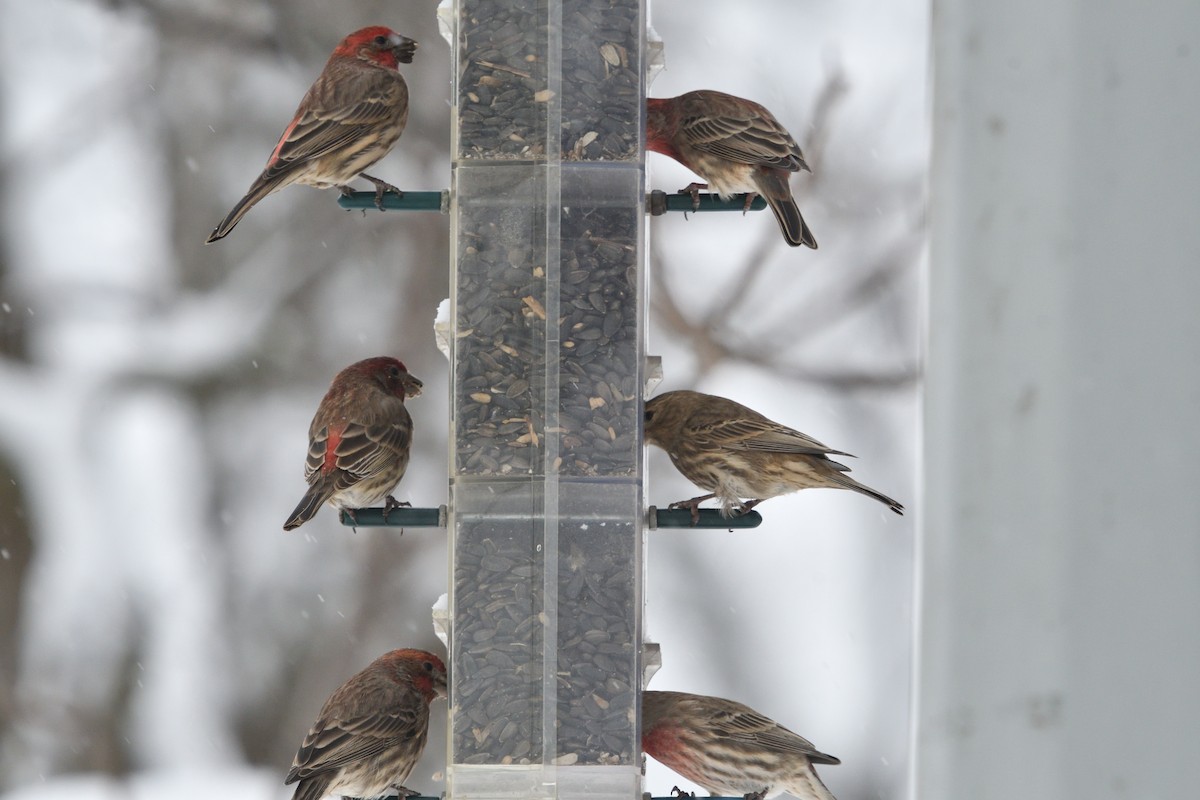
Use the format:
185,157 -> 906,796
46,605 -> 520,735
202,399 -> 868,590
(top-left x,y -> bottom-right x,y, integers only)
403,374 -> 424,399
391,34 -> 418,64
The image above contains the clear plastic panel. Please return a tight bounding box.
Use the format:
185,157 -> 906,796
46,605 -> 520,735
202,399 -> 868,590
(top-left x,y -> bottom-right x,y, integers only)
557,166 -> 642,477
453,166 -> 548,477
456,0 -> 642,162
448,2 -> 646,799
456,0 -> 551,160
449,482 -> 642,769
451,480 -> 547,764
451,166 -> 642,479
552,481 -> 641,764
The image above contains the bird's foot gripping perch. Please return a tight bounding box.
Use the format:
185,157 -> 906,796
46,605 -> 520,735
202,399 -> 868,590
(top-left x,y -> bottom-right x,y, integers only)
382,495 -> 412,524
360,173 -> 403,210
680,181 -> 709,212
667,493 -> 717,526
736,499 -> 764,515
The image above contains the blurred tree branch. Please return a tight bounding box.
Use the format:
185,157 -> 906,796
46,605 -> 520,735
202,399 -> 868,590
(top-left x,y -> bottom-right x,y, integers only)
649,67 -> 922,392
0,0 -> 452,782
95,0 -> 285,56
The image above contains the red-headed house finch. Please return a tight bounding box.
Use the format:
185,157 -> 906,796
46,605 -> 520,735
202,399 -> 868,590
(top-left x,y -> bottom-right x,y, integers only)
642,690 -> 840,800
283,357 -> 422,531
206,26 -> 417,243
646,90 -> 817,249
286,649 -> 448,800
644,390 -> 903,522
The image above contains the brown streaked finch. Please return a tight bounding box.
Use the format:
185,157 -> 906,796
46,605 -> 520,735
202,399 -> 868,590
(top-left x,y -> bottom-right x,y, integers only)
206,26 -> 417,243
283,357 -> 422,531
642,690 -> 840,800
286,649 -> 448,800
646,90 -> 817,249
643,390 -> 903,522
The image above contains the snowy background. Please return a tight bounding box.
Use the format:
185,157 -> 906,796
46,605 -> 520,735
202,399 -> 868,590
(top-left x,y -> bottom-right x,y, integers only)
0,2 -> 925,800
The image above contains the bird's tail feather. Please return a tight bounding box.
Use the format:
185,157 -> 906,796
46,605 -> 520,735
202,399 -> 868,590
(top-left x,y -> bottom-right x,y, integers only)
283,481 -> 333,531
755,169 -> 817,249
832,473 -> 905,515
287,775 -> 334,800
766,194 -> 818,249
206,176 -> 282,244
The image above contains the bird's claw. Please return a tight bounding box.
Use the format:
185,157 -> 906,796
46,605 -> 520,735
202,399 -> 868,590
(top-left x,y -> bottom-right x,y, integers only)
735,499 -> 763,516
742,789 -> 768,800
360,172 -> 402,210
390,785 -> 420,798
741,192 -> 759,216
382,495 -> 412,524
667,497 -> 705,526
670,788 -> 695,798
680,181 -> 707,212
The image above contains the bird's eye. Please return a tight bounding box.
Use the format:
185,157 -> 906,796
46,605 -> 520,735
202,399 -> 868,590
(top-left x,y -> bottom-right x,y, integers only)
644,409 -> 655,422
423,660 -> 435,672
389,366 -> 402,378
374,35 -> 389,47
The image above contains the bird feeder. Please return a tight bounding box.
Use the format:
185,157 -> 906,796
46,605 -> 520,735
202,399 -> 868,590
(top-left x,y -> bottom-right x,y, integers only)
445,2 -> 647,800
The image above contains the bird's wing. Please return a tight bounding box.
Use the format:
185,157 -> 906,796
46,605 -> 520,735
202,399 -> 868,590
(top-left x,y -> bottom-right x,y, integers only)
286,685 -> 426,782
302,424 -> 334,483
329,417 -> 412,481
303,411 -> 411,483
710,706 -> 841,766
680,108 -> 804,172
689,416 -> 852,460
264,68 -> 406,179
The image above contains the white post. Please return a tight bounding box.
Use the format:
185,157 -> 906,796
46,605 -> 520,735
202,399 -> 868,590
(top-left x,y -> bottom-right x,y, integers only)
922,2 -> 1200,798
